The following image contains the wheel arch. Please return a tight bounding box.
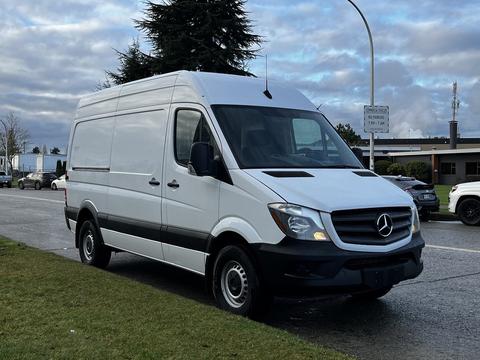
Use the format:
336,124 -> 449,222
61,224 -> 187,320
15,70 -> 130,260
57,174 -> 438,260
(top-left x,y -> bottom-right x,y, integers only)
455,194 -> 480,213
75,201 -> 102,248
205,230 -> 260,297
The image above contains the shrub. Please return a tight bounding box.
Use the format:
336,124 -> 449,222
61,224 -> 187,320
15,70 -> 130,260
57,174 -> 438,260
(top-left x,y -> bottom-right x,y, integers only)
55,160 -> 63,178
374,160 -> 392,175
387,163 -> 407,176
405,161 -> 431,182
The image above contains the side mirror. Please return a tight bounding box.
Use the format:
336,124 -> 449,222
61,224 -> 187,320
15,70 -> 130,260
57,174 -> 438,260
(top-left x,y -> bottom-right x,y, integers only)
188,142 -> 215,176
351,147 -> 364,163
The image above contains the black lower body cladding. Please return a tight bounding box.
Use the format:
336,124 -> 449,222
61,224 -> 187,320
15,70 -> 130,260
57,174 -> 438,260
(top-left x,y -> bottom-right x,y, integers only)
251,233 -> 424,296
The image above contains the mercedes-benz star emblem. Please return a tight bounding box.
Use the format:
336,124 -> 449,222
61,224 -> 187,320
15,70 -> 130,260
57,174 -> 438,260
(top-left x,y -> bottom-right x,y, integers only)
376,213 -> 393,238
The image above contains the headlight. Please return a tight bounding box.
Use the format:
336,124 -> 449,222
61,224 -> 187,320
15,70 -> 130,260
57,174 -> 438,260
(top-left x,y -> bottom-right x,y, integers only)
268,203 -> 330,241
412,207 -> 421,234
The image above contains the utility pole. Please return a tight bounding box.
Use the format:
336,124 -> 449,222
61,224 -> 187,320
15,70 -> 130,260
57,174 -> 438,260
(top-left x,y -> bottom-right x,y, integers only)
346,0 -> 375,171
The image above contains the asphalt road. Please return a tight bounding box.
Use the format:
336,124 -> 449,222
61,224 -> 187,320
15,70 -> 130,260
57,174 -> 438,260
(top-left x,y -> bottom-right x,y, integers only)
1,188 -> 479,359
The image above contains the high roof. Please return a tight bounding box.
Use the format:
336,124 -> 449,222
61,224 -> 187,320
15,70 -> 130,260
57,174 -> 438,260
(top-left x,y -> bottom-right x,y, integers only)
75,71 -> 316,120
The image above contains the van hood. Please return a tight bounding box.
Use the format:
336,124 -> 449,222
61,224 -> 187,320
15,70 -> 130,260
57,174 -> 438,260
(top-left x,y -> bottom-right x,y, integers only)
243,169 -> 414,213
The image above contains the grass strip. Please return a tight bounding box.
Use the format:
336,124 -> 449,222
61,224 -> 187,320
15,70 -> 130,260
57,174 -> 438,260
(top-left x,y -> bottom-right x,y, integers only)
434,185 -> 452,207
0,237 -> 351,360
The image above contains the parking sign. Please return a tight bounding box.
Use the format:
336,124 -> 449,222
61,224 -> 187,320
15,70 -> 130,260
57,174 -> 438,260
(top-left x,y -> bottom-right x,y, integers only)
364,105 -> 389,133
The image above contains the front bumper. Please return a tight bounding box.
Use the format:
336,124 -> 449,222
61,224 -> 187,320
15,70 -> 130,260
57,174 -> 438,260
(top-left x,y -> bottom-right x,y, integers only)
251,232 -> 424,296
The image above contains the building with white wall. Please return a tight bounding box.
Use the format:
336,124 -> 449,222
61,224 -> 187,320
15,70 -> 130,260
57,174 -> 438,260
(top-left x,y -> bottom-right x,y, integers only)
12,153 -> 67,174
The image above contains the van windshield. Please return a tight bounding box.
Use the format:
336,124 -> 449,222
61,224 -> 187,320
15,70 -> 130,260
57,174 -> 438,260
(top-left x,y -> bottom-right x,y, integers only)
211,105 -> 363,169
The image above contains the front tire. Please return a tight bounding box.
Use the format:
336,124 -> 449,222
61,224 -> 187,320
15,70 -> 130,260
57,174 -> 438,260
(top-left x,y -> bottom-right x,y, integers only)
7,182 -> 11,188
34,182 -> 41,190
79,220 -> 111,268
19,182 -> 25,190
51,183 -> 57,190
350,286 -> 392,301
212,245 -> 272,319
458,198 -> 480,226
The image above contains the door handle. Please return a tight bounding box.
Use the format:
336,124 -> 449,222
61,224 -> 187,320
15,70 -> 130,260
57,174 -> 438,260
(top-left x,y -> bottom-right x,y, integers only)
167,180 -> 179,189
149,178 -> 160,186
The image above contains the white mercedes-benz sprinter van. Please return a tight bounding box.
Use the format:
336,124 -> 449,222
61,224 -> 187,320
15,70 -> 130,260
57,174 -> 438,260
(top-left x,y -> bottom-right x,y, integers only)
65,71 -> 424,317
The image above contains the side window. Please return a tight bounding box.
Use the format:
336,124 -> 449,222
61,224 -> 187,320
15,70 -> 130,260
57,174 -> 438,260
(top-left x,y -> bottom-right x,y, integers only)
175,109 -> 217,166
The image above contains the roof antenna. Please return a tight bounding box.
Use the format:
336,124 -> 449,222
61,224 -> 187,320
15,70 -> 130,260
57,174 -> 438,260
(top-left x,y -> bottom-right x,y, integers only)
263,54 -> 272,99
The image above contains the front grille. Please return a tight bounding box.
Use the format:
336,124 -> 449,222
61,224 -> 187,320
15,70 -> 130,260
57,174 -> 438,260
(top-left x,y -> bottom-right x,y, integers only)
331,207 -> 412,245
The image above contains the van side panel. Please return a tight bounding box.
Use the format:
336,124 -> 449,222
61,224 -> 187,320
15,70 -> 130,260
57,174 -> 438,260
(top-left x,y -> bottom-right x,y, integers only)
68,117 -> 115,214
105,110 -> 167,256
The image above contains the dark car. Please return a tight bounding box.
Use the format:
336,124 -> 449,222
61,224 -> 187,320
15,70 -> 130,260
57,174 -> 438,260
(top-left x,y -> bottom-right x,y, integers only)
18,172 -> 57,190
383,176 -> 440,220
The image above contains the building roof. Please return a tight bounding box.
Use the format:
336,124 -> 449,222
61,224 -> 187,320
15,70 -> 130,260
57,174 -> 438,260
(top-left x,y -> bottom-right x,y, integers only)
388,148 -> 480,157
358,138 -> 480,145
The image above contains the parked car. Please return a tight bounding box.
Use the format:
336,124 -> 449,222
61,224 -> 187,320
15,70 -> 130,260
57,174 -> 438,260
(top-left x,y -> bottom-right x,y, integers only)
0,171 -> 12,188
51,174 -> 66,190
18,172 -> 57,190
65,71 -> 424,318
383,176 -> 439,220
448,181 -> 480,226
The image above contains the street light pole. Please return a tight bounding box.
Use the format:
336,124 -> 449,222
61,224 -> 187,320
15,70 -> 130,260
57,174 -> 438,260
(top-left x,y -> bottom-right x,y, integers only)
346,0 -> 375,171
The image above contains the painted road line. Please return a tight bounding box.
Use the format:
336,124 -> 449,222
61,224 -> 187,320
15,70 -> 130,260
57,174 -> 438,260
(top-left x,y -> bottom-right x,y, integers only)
0,193 -> 64,204
426,244 -> 480,254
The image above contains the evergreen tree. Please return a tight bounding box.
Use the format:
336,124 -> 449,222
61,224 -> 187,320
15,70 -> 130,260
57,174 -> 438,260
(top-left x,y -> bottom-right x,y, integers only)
107,39 -> 155,85
335,123 -> 361,146
55,160 -> 63,177
107,0 -> 261,84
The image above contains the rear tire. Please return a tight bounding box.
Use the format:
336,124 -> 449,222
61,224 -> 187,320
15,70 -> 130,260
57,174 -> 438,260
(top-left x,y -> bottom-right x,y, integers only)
350,286 -> 392,301
458,198 -> 480,226
34,182 -> 41,190
78,220 -> 111,268
212,245 -> 272,319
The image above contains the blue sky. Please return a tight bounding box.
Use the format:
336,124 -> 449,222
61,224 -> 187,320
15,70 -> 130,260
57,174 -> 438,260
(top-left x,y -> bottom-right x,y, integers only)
1,0 -> 479,152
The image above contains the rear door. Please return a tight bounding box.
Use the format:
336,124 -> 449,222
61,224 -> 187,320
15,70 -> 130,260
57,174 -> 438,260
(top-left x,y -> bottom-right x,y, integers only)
162,104 -> 221,274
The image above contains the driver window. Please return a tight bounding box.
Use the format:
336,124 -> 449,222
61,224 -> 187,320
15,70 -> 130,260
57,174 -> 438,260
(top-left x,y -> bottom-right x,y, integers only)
175,109 -> 218,166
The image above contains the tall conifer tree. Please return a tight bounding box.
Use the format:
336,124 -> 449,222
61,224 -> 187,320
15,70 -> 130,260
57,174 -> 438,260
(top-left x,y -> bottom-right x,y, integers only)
107,0 -> 261,85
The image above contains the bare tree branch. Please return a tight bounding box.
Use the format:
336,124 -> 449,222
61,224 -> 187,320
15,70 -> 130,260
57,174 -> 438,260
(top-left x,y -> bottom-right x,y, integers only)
0,112 -> 30,174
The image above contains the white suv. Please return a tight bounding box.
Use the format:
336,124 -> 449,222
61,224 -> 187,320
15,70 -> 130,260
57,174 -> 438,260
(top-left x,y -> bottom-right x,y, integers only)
449,182 -> 480,225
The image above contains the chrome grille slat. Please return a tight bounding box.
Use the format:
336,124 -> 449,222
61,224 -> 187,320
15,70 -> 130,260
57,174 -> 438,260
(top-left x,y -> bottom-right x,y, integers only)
331,207 -> 412,245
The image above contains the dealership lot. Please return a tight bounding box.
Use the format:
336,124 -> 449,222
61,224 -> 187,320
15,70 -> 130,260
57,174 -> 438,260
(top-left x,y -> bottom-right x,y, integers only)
0,188 -> 479,360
